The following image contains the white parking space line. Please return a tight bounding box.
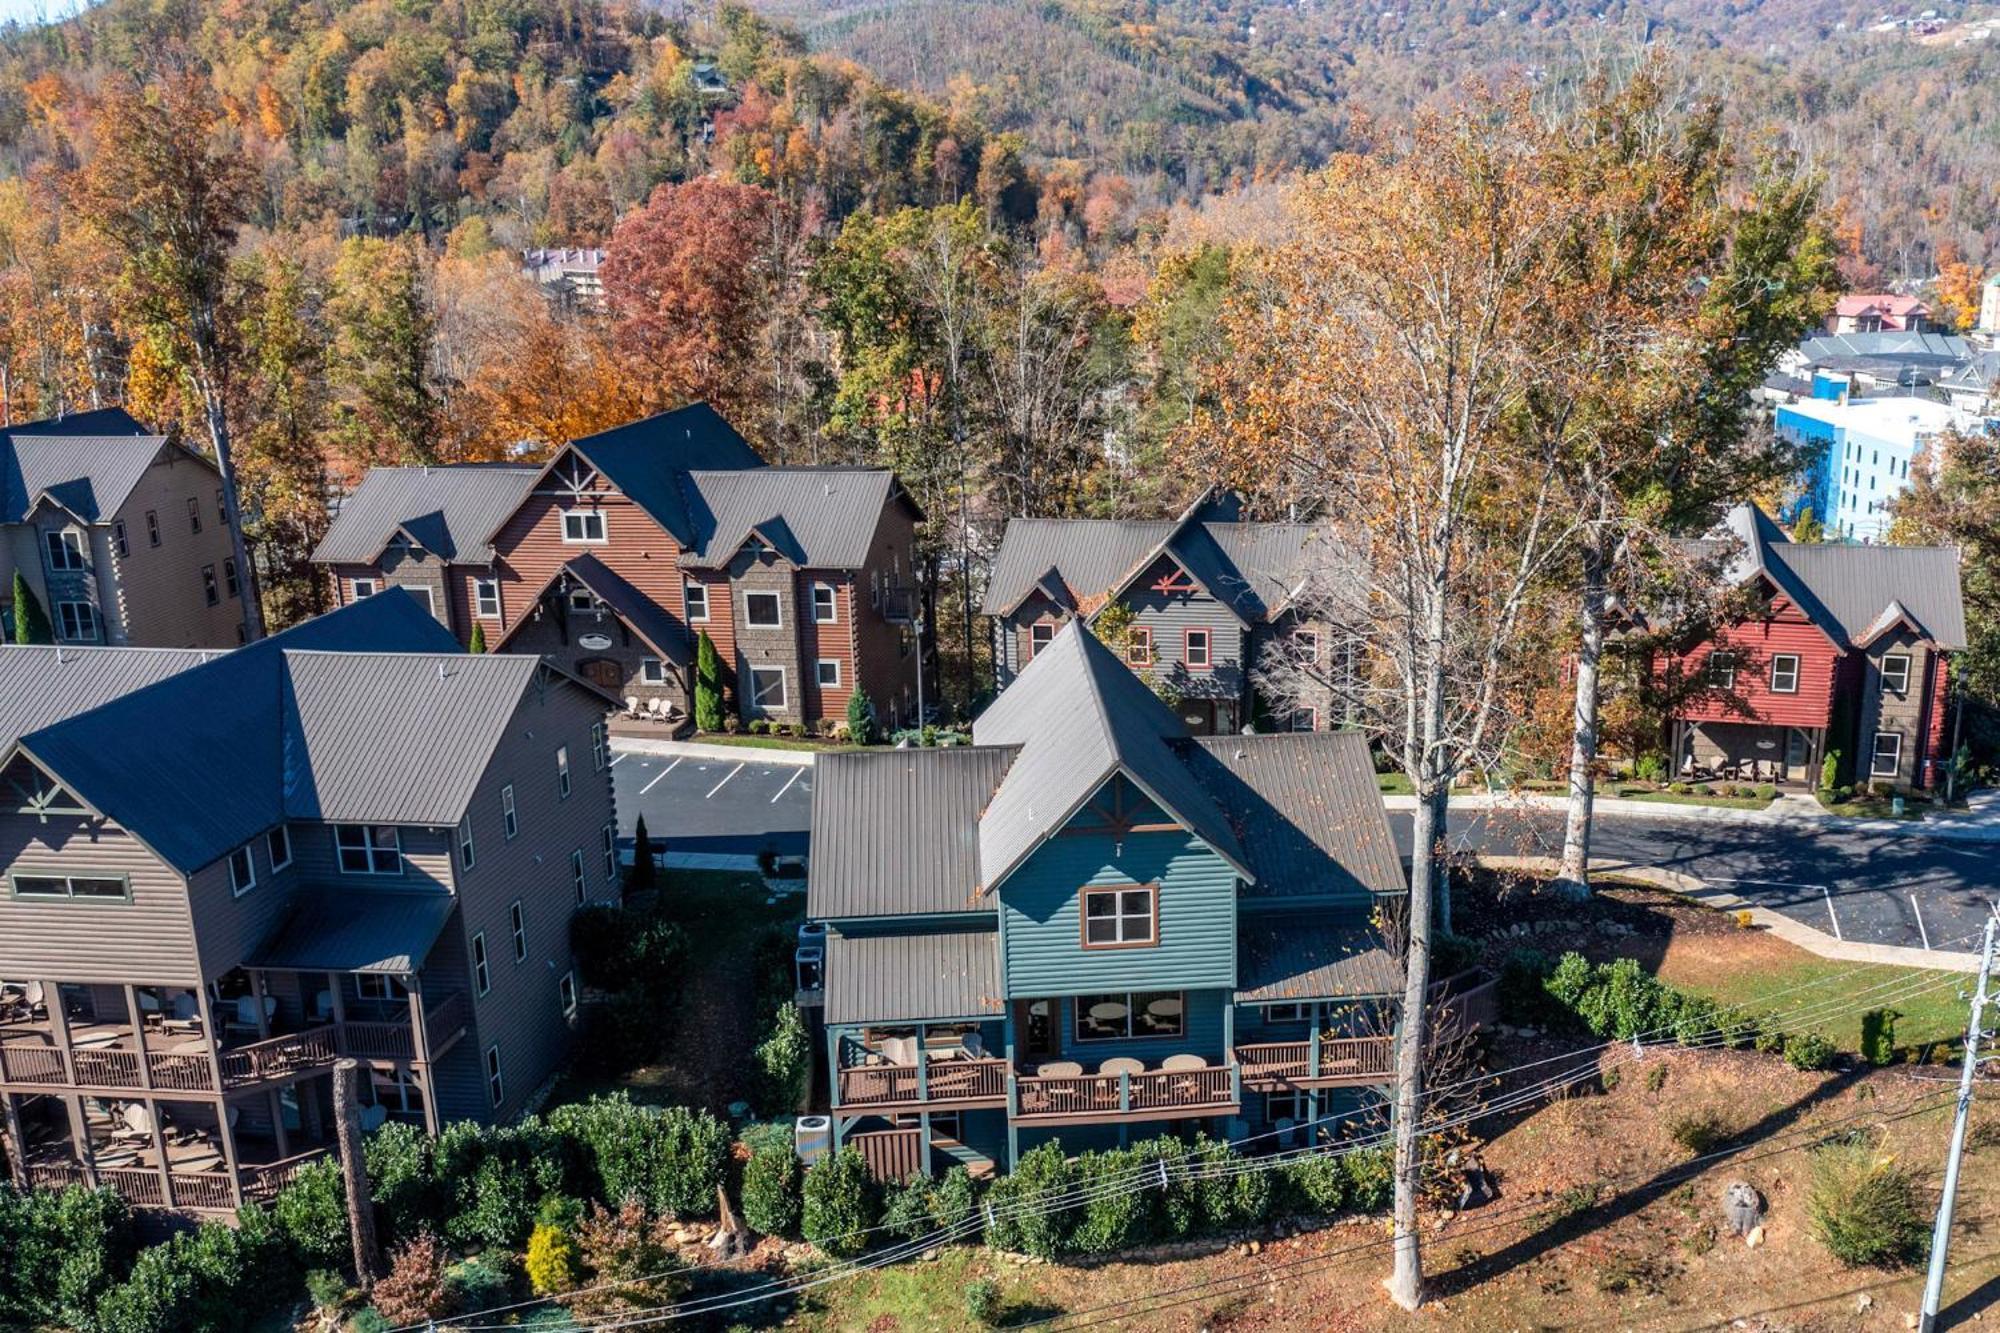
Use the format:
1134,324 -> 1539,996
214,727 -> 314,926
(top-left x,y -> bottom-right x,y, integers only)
772,767 -> 805,803
705,762 -> 746,799
609,753 -> 628,767
640,757 -> 682,794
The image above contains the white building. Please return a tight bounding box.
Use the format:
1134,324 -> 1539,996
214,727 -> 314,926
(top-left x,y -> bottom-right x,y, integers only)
1980,272 -> 2000,335
1775,395 -> 1984,542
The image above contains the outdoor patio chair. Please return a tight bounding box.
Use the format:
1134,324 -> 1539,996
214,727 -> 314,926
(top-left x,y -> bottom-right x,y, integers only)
624,696 -> 641,717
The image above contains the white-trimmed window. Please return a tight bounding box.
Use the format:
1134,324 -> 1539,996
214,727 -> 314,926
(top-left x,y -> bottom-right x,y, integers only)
684,582 -> 709,621
560,508 -> 607,543
11,871 -> 128,901
750,665 -> 787,710
112,520 -> 129,558
1184,628 -> 1212,669
457,815 -> 475,871
201,565 -> 220,607
56,602 -> 98,642
745,590 -> 782,628
266,825 -> 292,872
334,825 -> 402,875
640,657 -> 665,685
472,932 -> 491,995
567,589 -> 598,613
602,822 -> 617,884
1294,630 -> 1321,662
1870,731 -> 1903,778
1286,707 -> 1318,732
1082,885 -> 1157,947
227,844 -> 256,897
590,721 -> 607,771
1881,654 -> 1911,694
145,510 -> 161,547
1264,1002 -> 1309,1023
556,745 -> 571,799
816,658 -> 841,688
1127,626 -> 1154,666
223,559 -> 239,598
570,849 -> 587,904
474,579 -> 501,618
510,900 -> 527,962
558,971 -> 577,1017
501,784 -> 518,839
811,584 -> 837,623
485,1044 -> 504,1105
1769,654 -> 1800,694
1266,1087 -> 1312,1124
1705,650 -> 1736,689
186,496 -> 202,533
45,529 -> 86,571
351,577 -> 377,600
1029,623 -> 1054,658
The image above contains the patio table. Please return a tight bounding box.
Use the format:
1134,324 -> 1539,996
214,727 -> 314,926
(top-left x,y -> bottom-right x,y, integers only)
1160,1053 -> 1207,1072
1097,1057 -> 1145,1077
1035,1061 -> 1082,1078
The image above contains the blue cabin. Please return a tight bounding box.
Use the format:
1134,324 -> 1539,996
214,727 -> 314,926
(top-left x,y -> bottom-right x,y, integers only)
807,620 -> 1423,1179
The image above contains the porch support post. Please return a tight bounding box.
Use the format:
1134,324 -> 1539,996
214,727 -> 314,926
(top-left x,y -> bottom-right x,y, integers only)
916,1024 -> 928,1101
62,1093 -> 98,1187
1221,999 -> 1234,1065
918,1111 -> 933,1179
1006,1116 -> 1019,1172
831,1115 -> 846,1151
1309,1002 -> 1322,1079
326,972 -> 347,1051
826,1027 -> 842,1109
123,985 -> 152,1092
251,971 -> 272,1039
268,1089 -> 291,1158
1,1093 -> 27,1187
405,975 -> 439,1137
46,981 -> 77,1090
197,986 -> 245,1210
146,1097 -> 175,1210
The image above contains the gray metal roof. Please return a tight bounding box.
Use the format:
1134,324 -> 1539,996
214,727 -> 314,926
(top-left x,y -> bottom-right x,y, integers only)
3,433 -> 175,524
279,651 -> 546,826
679,468 -> 907,569
310,464 -> 539,565
250,887 -> 458,974
1796,332 -> 1972,364
807,747 -> 1019,919
0,646 -> 217,749
981,513 -> 1317,621
1236,916 -> 1402,1001
972,620 -> 1249,892
823,927 -> 1004,1025
10,592 -> 498,874
567,403 -> 766,546
1184,732 -> 1407,899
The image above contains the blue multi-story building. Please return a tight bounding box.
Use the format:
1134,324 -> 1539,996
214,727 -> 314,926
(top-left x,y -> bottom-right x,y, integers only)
1775,395 -> 1979,542
806,621 -> 1487,1180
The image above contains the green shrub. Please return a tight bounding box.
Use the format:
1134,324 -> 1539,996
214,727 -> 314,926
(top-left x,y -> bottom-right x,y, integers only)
802,1148 -> 879,1258
365,1121 -> 444,1245
546,1095 -> 732,1218
748,719 -> 770,735
1281,1153 -> 1349,1213
876,1165 -> 981,1241
846,689 -> 879,746
1341,1147 -> 1395,1212
525,1221 -> 580,1295
0,1183 -> 137,1330
1071,1150 -> 1152,1254
880,1177 -> 934,1240
1497,947 -> 1557,1026
754,1003 -> 814,1116
695,631 -> 724,732
1755,783 -> 1777,801
272,1156 -> 351,1269
741,1144 -> 803,1237
965,1278 -> 1002,1326
1861,1009 -> 1898,1066
445,1252 -> 514,1311
1784,1032 -> 1838,1071
1634,751 -> 1668,783
94,1206 -> 290,1333
1664,1108 -> 1729,1155
447,1149 -> 537,1248
1821,750 -> 1840,793
304,1267 -> 348,1314
984,1141 -> 1076,1258
1807,1139 -> 1930,1267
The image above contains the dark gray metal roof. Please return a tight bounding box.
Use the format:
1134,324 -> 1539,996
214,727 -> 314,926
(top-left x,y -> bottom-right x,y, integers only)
1185,731 -> 1407,899
823,927 -> 1004,1025
808,747 -> 1018,919
10,592 -> 489,873
3,433 -> 174,524
250,888 -> 458,974
310,464 -> 539,565
1796,332 -> 1971,364
679,468 -> 906,569
972,620 -> 1248,891
0,646 -> 217,749
1236,916 -> 1402,1001
981,513 -> 1316,621
567,403 -> 765,546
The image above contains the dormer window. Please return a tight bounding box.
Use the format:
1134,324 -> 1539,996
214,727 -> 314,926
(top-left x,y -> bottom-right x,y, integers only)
45,529 -> 86,571
561,509 -> 607,543
1881,654 -> 1911,694
335,824 -> 402,875
1127,627 -> 1153,666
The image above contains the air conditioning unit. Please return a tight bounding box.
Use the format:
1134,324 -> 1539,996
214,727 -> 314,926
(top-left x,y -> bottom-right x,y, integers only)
798,920 -> 828,948
794,945 -> 824,999
795,1115 -> 831,1164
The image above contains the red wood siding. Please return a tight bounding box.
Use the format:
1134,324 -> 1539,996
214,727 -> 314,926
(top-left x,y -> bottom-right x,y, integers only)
1663,598 -> 1838,729
802,574 -> 856,719
1922,652 -> 1949,784
489,490 -> 687,640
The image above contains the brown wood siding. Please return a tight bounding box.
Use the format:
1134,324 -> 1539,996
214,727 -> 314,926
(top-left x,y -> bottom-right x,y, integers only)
447,678 -> 617,1122
0,808 -> 200,985
490,489 -> 686,635
851,503 -> 921,726
1665,597 -> 1840,730
801,573 -> 856,721
185,833 -> 306,983
109,455 -> 242,648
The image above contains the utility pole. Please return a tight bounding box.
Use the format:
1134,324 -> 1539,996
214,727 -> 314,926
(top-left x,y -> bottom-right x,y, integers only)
1919,916 -> 1996,1333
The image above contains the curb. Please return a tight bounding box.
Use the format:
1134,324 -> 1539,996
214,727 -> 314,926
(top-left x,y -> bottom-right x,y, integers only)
1478,855 -> 1983,974
610,737 -> 816,767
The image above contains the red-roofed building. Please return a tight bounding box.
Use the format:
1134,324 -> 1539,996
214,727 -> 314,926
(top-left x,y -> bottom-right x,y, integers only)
1829,293 -> 1940,335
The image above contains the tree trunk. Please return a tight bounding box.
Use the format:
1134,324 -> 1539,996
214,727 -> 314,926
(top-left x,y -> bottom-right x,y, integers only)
1555,536 -> 1609,900
196,358 -> 268,642
1429,782 -> 1453,936
333,1058 -> 380,1290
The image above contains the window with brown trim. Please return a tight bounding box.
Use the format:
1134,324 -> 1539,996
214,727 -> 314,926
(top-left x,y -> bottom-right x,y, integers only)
1184,628 -> 1212,669
1081,885 -> 1157,948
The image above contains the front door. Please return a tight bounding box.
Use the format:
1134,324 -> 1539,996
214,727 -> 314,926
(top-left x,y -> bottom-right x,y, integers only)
579,658 -> 623,692
1015,999 -> 1055,1060
1785,727 -> 1809,783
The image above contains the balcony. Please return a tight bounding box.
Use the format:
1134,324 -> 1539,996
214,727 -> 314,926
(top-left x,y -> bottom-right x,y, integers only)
1010,1062 -> 1239,1124
339,988 -> 470,1062
836,1057 -> 1010,1112
1235,1035 -> 1394,1089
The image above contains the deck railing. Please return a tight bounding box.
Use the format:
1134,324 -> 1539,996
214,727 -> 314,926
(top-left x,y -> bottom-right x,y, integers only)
835,1057 -> 1009,1109
847,1128 -> 924,1182
218,1026 -> 339,1088
1012,1063 -> 1238,1119
1235,1035 -> 1395,1086
24,1161 -> 242,1213
242,1148 -> 334,1201
341,991 -> 470,1062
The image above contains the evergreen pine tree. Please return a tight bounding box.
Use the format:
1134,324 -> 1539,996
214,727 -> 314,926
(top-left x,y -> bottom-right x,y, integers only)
694,630 -> 724,732
844,690 -> 878,746
11,571 -> 53,644
468,621 -> 487,653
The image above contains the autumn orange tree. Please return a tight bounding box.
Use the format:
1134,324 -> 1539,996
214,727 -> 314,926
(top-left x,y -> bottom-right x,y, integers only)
1200,89 -> 1595,1311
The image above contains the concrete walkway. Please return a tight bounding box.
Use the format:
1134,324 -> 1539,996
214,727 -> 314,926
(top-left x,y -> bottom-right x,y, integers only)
611,736 -> 816,767
1384,786 -> 2000,843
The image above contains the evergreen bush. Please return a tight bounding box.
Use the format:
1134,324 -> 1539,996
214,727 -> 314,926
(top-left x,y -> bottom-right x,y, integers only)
754,1002 -> 813,1115
801,1147 -> 879,1258
1807,1138 -> 1929,1267
694,631 -> 724,732
741,1144 -> 803,1238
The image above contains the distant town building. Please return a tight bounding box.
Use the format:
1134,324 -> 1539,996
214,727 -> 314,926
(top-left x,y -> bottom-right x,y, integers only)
1776,395 -> 1980,541
1827,293 -> 1940,336
521,248 -> 606,313
1771,331 -> 1973,402
1979,272 -> 2000,335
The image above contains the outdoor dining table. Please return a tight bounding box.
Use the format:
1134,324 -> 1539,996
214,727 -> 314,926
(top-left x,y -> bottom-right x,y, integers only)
1035,1061 -> 1083,1078
1097,1057 -> 1145,1077
1160,1053 -> 1207,1072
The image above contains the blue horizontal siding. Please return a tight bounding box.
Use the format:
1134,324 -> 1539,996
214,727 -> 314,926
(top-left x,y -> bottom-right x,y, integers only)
999,821 -> 1237,997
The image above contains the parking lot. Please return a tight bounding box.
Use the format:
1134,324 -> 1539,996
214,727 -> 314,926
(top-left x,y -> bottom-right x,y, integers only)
612,740 -> 1996,956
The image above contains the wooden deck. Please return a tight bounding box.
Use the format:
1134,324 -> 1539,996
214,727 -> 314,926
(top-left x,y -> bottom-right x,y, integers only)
835,1057 -> 1009,1112
24,1145 -> 332,1216
1011,1063 -> 1238,1124
1236,1035 -> 1394,1089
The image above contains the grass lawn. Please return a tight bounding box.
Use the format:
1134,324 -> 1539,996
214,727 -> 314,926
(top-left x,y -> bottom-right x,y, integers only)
1816,790 -> 1925,820
691,731 -> 858,753
1375,771 -> 1413,794
1610,787 -> 1774,810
